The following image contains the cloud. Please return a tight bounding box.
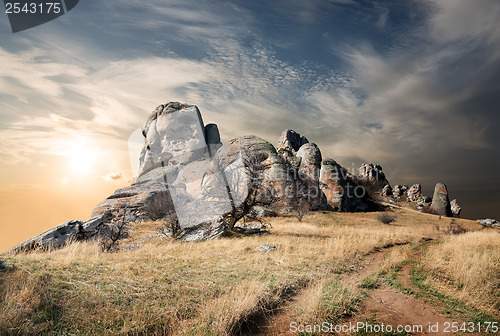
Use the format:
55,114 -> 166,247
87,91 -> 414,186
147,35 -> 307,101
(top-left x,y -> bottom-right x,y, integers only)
0,45 -> 217,168
103,171 -> 132,184
430,0 -> 500,44
6,184 -> 43,189
0,184 -> 44,193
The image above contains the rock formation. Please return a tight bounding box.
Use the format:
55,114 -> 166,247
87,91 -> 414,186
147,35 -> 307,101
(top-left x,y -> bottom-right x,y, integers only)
10,102 -> 464,251
392,184 -> 408,199
381,184 -> 392,196
7,213 -> 112,253
479,218 -> 499,227
406,184 -> 422,202
320,159 -> 370,212
430,183 -> 452,217
277,129 -> 309,152
357,163 -> 388,185
93,103 -> 231,231
450,199 -> 462,217
94,106 -> 373,239
0,260 -> 14,273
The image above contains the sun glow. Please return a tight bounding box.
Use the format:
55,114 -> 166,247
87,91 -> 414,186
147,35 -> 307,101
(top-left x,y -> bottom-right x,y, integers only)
67,144 -> 96,175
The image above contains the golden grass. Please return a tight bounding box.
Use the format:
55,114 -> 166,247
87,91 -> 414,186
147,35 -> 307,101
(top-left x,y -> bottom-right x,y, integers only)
0,209 -> 493,335
378,243 -> 414,274
420,230 -> 500,317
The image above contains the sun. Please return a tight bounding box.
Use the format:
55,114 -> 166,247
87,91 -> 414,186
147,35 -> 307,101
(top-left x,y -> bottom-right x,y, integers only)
68,145 -> 95,175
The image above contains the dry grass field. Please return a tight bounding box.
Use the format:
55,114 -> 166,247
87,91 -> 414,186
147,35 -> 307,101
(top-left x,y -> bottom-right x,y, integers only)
1,207 -> 498,335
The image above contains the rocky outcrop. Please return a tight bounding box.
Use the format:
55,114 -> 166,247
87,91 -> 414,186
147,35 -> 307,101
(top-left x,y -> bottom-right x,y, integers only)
10,102 -> 465,250
320,159 -> 369,212
249,206 -> 278,218
450,199 -> 462,217
406,184 -> 422,202
415,195 -> 432,212
0,260 -> 14,273
479,218 -> 499,228
392,184 -> 408,199
319,159 -> 345,210
358,163 -> 388,184
430,183 -> 452,217
277,129 -> 309,152
7,213 -> 112,253
296,143 -> 322,182
215,135 -> 289,209
177,216 -> 226,242
381,184 -> 392,196
93,102 -> 230,231
295,143 -> 322,209
138,102 -> 209,176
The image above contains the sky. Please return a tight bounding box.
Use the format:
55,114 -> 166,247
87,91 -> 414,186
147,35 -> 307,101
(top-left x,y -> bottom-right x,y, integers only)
1,0 -> 500,251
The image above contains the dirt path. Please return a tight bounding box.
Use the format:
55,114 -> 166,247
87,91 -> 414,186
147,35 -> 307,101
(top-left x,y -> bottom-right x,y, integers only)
247,245 -> 407,336
340,247 -> 389,293
244,241 -> 473,336
342,242 -> 456,336
248,281 -> 325,336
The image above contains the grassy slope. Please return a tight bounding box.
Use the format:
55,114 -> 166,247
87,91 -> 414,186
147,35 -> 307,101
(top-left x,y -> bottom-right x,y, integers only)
0,208 -> 498,335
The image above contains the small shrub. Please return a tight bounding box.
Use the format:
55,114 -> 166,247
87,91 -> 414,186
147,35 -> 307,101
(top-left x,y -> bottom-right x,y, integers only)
162,215 -> 180,237
98,222 -> 129,252
443,220 -> 468,235
292,198 -> 310,222
377,213 -> 396,225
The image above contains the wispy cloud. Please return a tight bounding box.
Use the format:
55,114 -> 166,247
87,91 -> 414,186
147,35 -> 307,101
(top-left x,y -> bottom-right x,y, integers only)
103,171 -> 132,184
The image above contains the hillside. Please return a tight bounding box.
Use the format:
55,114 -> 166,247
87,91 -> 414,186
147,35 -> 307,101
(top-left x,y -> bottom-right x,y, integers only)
1,206 -> 498,335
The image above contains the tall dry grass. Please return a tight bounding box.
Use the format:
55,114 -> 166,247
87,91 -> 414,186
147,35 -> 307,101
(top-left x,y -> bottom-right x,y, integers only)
0,210 -> 487,335
420,230 -> 500,317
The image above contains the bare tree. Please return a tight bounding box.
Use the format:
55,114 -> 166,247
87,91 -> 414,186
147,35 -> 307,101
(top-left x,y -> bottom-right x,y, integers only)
163,215 -> 180,237
289,170 -> 316,222
98,210 -> 130,252
219,149 -> 279,230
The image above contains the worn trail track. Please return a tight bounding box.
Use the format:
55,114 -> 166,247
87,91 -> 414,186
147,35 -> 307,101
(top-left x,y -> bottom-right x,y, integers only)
244,240 -> 468,336
342,243 -> 455,335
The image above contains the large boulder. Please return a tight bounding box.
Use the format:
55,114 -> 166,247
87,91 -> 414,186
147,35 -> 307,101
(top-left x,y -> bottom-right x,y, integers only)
406,184 -> 422,202
249,206 -> 278,218
450,199 -> 462,217
358,163 -> 388,184
7,213 -> 112,253
296,143 -> 322,182
479,219 -> 499,228
215,135 -> 289,209
177,216 -> 226,242
93,102 -> 229,230
295,143 -> 323,209
430,183 -> 452,217
381,184 -> 393,196
92,180 -> 176,223
138,102 -> 210,176
277,129 -> 309,152
319,159 -> 368,212
392,184 -> 408,199
319,159 -> 345,210
0,260 -> 14,273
